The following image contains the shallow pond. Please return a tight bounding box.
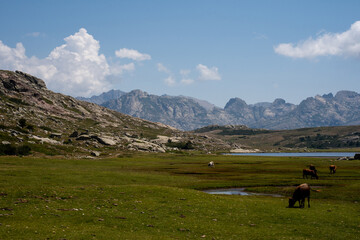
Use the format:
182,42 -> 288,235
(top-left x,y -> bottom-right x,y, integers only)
202,188 -> 282,197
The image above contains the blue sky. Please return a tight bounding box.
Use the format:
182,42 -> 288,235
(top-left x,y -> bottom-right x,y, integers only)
1,0 -> 360,107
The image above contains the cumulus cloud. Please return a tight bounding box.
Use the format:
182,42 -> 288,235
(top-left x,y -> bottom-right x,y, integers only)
0,28 -> 137,97
157,63 -> 171,73
180,78 -> 194,85
164,76 -> 176,86
274,21 -> 360,59
179,69 -> 194,85
0,41 -> 58,80
196,64 -> 221,81
157,63 -> 177,86
115,48 -> 151,61
180,69 -> 190,76
111,62 -> 135,75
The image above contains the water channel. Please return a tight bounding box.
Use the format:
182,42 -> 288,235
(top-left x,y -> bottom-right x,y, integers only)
202,188 -> 283,197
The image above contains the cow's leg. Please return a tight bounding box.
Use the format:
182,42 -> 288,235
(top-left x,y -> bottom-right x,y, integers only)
300,199 -> 304,208
308,196 -> 310,208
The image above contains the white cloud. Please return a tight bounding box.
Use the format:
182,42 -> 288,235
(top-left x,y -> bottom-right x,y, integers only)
0,41 -> 58,80
164,76 -> 176,86
111,62 -> 135,75
180,78 -> 194,85
26,32 -> 41,37
180,69 -> 190,76
196,64 -> 221,81
115,48 -> 151,61
0,28 -> 139,97
157,63 -> 171,73
157,63 -> 177,86
253,32 -> 268,40
274,21 -> 360,59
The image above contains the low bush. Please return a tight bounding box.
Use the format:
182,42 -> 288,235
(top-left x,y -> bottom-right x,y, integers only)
0,144 -> 31,156
166,140 -> 194,149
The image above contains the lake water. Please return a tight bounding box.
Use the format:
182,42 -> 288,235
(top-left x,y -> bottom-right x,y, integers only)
227,152 -> 357,157
202,188 -> 282,197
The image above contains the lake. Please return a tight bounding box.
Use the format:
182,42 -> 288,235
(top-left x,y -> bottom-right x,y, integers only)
227,152 -> 357,157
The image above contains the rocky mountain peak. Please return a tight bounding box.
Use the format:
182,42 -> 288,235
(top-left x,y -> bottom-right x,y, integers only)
335,90 -> 359,100
0,70 -> 47,94
322,93 -> 334,99
128,89 -> 148,97
15,70 -> 47,89
224,97 -> 247,110
77,89 -> 125,105
273,98 -> 286,106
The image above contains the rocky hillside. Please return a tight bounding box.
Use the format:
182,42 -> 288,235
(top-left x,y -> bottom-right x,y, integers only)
94,89 -> 360,130
194,124 -> 360,152
0,70 -> 232,157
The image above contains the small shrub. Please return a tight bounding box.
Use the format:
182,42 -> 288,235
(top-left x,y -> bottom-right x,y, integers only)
26,125 -> 35,131
0,144 -> 31,156
9,97 -> 29,106
17,145 -> 31,155
0,144 -> 17,155
42,97 -> 53,105
40,126 -> 53,132
19,118 -> 27,128
166,141 -> 194,150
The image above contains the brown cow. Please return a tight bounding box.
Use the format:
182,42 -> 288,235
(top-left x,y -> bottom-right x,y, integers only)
303,169 -> 319,179
329,165 -> 337,174
288,183 -> 311,208
309,164 -> 317,173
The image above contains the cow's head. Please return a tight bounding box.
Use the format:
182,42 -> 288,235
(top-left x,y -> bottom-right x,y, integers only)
288,198 -> 296,208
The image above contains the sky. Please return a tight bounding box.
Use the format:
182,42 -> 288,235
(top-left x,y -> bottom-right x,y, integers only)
1,0 -> 360,107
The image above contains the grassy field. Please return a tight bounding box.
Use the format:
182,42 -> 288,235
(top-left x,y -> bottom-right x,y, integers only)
0,153 -> 359,239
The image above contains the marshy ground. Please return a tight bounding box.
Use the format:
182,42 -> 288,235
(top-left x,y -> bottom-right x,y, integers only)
0,153 -> 359,239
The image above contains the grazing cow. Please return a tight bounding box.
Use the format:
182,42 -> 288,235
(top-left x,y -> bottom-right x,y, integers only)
288,183 -> 311,208
208,161 -> 214,167
303,169 -> 319,179
329,165 -> 337,174
309,164 -> 317,173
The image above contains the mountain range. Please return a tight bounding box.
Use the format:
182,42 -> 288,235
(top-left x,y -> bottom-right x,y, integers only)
79,89 -> 360,131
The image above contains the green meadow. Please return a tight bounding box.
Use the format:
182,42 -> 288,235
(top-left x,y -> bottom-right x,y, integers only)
0,153 -> 359,239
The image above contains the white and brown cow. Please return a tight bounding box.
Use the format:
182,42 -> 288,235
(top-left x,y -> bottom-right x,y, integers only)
329,165 -> 337,174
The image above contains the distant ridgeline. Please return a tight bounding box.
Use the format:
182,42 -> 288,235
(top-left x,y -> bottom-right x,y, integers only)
79,89 -> 360,131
